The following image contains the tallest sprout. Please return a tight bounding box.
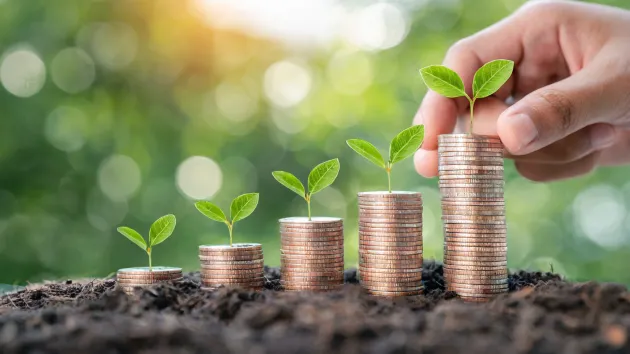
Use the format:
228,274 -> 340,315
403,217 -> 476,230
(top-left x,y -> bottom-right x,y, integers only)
419,59 -> 514,134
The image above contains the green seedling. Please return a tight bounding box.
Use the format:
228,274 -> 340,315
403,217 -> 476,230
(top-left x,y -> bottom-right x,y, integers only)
117,214 -> 177,271
419,59 -> 514,134
272,158 -> 340,221
347,125 -> 424,193
195,193 -> 259,247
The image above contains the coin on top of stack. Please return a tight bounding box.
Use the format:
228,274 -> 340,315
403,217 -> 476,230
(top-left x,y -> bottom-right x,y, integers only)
280,217 -> 344,292
117,267 -> 183,295
199,243 -> 264,291
358,191 -> 423,297
438,134 -> 507,302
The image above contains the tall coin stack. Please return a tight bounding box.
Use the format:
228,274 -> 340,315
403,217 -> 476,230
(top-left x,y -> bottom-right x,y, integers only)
358,192 -> 423,297
280,217 -> 344,292
199,243 -> 264,291
438,134 -> 508,302
117,267 -> 183,295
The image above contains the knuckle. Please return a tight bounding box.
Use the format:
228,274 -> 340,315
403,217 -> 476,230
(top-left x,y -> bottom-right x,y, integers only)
445,39 -> 473,59
519,0 -> 569,17
515,162 -> 547,182
537,89 -> 576,131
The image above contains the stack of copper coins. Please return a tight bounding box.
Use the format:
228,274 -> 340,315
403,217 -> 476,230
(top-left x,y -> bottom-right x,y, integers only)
280,217 -> 344,292
358,191 -> 423,297
198,243 -> 264,291
438,134 -> 508,302
116,267 -> 183,295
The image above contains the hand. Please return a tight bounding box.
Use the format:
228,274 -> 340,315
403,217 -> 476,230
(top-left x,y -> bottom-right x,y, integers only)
413,0 -> 630,182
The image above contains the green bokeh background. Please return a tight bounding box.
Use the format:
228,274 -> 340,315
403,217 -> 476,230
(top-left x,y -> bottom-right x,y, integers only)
1,0 -> 629,285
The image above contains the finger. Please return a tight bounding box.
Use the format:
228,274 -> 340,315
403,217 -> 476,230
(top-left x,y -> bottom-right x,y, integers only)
514,152 -> 601,182
414,148 -> 438,178
496,60 -> 623,156
505,124 -> 616,164
598,129 -> 630,166
455,97 -> 508,135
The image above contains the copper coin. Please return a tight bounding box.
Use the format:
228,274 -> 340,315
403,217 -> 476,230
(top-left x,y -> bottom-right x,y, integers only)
281,253 -> 343,260
363,285 -> 423,292
117,267 -> 181,274
201,273 -> 263,281
448,285 -> 508,293
280,216 -> 342,226
200,268 -> 264,276
199,244 -> 262,252
359,245 -> 423,253
280,250 -> 343,257
359,213 -> 423,220
359,221 -> 423,227
359,234 -> 422,241
117,278 -> 184,286
444,253 -> 506,260
440,192 -> 504,198
358,207 -> 422,213
438,151 -> 503,157
438,133 -> 501,141
202,278 -> 264,285
359,252 -> 423,260
359,239 -> 423,247
359,266 -> 422,273
444,244 -> 507,251
198,258 -> 263,265
444,229 -> 507,236
280,274 -> 343,281
364,290 -> 423,297
444,234 -> 507,241
116,273 -> 182,280
359,226 -> 423,233
359,275 -> 422,282
441,209 -> 505,216
280,230 -> 344,237
444,224 -> 507,230
280,244 -> 344,252
439,164 -> 504,171
281,240 -> 343,247
359,260 -> 422,268
197,253 -> 263,262
445,278 -> 508,286
360,248 -> 423,255
359,230 -> 423,237
281,257 -> 344,264
358,204 -> 423,210
444,260 -> 507,267
443,269 -> 507,277
281,266 -> 344,274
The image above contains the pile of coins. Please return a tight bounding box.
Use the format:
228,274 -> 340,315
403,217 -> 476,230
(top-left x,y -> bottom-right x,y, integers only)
117,267 -> 183,295
358,191 -> 423,297
199,243 -> 264,291
280,217 -> 344,292
438,134 -> 508,302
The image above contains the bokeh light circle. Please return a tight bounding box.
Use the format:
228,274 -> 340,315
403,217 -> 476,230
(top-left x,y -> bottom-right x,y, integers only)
44,106 -> 88,152
98,155 -> 142,202
51,47 -> 96,94
572,185 -> 627,248
327,50 -> 373,95
176,156 -> 222,200
343,3 -> 409,51
91,23 -> 138,70
264,60 -> 312,107
215,81 -> 257,122
0,47 -> 46,97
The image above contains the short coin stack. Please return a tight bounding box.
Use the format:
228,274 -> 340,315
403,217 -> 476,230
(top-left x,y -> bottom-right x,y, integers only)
199,243 -> 264,291
280,217 -> 344,292
117,267 -> 183,295
438,134 -> 508,302
358,191 -> 423,297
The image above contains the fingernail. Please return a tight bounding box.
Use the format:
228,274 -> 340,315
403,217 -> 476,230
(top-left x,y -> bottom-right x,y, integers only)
590,125 -> 616,149
507,113 -> 538,153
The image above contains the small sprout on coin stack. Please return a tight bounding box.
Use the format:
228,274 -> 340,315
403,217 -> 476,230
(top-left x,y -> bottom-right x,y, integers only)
116,214 -> 177,271
272,158 -> 341,221
195,193 -> 259,247
419,59 -> 514,134
347,125 -> 424,193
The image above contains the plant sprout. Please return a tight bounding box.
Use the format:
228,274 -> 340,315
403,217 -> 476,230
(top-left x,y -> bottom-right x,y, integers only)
272,158 -> 340,221
347,125 -> 424,193
117,214 -> 177,271
419,59 -> 514,134
195,193 -> 259,247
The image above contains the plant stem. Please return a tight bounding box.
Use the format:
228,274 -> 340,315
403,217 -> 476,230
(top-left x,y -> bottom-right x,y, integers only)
306,195 -> 312,221
468,96 -> 476,135
228,223 -> 233,247
147,249 -> 152,272
386,164 -> 392,193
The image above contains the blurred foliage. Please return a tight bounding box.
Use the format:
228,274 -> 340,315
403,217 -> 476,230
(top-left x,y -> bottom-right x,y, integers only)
0,0 -> 629,285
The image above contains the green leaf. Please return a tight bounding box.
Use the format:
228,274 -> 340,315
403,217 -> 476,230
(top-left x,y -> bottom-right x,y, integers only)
230,193 -> 259,223
117,226 -> 147,251
389,125 -> 425,164
149,214 -> 177,247
419,65 -> 467,98
346,139 -> 386,169
195,201 -> 228,223
308,158 -> 340,195
472,59 -> 514,99
272,171 -> 306,198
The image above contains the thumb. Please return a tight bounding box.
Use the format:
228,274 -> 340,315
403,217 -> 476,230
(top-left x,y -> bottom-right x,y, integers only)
497,67 -> 614,155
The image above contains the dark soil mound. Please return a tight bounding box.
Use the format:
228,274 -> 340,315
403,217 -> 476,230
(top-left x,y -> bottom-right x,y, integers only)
0,261 -> 628,354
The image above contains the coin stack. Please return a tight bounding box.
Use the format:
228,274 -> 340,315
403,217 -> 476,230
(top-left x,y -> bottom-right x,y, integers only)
280,217 -> 344,292
438,134 -> 508,302
116,267 -> 183,295
199,243 -> 264,291
358,191 -> 423,297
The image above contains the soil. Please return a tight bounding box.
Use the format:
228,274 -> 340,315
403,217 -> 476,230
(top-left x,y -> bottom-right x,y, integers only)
0,261 -> 629,354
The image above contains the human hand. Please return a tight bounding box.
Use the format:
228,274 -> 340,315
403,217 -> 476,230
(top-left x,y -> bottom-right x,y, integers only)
413,0 -> 630,181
